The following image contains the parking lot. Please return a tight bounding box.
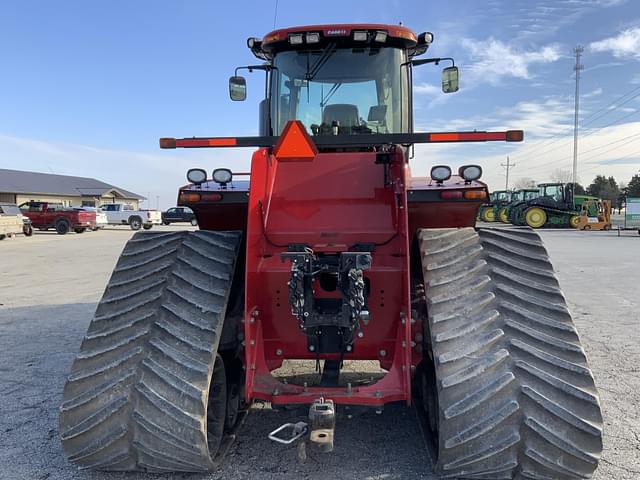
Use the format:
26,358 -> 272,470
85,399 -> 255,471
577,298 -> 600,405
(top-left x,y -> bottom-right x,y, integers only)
0,226 -> 639,480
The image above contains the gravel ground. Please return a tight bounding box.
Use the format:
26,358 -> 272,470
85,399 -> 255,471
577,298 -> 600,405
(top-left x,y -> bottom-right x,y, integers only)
0,226 -> 638,479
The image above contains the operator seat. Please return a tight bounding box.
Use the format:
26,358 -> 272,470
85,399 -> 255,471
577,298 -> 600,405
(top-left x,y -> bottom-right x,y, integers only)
323,104 -> 360,128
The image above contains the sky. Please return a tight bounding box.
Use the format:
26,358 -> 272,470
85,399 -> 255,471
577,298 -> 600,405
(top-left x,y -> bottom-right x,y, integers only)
1,0 -> 639,208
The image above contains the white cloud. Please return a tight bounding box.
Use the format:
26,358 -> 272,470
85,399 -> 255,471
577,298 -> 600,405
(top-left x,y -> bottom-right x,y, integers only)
590,26 -> 640,59
413,83 -> 441,96
583,87 -> 604,98
461,38 -> 562,84
416,94 -> 574,138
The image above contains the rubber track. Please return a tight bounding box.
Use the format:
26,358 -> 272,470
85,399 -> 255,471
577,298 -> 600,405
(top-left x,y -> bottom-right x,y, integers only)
60,230 -> 241,472
419,227 -> 602,480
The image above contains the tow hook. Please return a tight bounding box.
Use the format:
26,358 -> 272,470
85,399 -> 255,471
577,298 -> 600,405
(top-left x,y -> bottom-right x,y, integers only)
268,397 -> 336,461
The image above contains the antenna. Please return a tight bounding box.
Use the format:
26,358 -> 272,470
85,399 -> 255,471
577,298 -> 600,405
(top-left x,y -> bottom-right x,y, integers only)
273,0 -> 279,29
572,45 -> 584,209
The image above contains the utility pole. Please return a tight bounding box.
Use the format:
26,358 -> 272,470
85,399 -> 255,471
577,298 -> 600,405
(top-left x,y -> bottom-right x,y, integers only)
572,45 -> 584,208
501,156 -> 515,190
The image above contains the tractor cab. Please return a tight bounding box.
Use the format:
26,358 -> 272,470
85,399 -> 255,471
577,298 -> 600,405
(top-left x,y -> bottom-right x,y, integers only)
231,24 -> 458,141
536,182 -> 573,208
523,188 -> 539,201
494,190 -> 510,203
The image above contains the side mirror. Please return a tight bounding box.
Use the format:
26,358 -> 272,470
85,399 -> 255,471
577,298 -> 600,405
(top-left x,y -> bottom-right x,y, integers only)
442,66 -> 459,93
229,76 -> 247,101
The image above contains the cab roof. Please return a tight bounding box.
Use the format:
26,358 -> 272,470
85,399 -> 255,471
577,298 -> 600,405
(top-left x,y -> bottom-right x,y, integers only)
251,24 -> 425,59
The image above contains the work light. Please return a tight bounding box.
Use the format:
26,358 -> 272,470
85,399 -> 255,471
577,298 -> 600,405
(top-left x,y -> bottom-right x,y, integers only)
353,31 -> 368,41
430,165 -> 452,182
187,168 -> 207,185
213,168 -> 233,185
374,31 -> 388,43
306,32 -> 320,44
458,165 -> 483,181
419,32 -> 434,44
289,34 -> 304,45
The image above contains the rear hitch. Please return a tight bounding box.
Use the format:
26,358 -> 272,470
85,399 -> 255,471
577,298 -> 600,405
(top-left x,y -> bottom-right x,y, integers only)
308,398 -> 336,453
268,398 -> 337,461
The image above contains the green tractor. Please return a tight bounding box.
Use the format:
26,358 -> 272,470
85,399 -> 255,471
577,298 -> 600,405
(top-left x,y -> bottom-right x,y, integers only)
511,183 -> 596,228
478,190 -> 509,222
477,192 -> 495,222
496,188 -> 539,223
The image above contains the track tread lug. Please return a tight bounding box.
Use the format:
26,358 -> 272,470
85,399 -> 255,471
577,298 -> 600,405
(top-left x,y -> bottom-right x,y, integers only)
417,227 -> 602,479
60,231 -> 241,472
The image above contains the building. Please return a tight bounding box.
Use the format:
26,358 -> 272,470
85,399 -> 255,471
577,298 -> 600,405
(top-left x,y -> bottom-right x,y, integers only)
0,168 -> 145,209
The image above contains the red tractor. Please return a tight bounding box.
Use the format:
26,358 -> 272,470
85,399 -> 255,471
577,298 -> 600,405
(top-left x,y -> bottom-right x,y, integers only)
60,24 -> 602,479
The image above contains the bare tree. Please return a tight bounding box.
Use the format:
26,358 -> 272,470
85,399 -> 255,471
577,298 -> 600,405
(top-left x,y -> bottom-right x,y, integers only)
513,177 -> 537,189
551,169 -> 574,184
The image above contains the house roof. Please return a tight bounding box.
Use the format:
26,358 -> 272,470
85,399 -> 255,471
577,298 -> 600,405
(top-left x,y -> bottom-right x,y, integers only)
0,168 -> 145,200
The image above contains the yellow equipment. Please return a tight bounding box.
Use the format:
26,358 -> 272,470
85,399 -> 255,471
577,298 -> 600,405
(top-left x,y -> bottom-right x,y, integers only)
576,199 -> 612,230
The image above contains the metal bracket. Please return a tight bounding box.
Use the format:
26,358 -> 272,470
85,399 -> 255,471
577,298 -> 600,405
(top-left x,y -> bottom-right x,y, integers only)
308,398 -> 336,453
268,421 -> 308,445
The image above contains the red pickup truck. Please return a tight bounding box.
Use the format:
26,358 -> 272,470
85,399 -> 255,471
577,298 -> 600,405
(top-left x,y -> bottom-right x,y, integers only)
19,202 -> 96,234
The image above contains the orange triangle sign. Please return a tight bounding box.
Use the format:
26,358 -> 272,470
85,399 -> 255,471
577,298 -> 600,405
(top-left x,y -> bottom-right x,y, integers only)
273,120 -> 318,162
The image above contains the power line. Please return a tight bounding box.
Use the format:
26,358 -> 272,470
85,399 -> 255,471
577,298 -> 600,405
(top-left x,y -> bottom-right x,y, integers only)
579,146 -> 640,176
514,84 -> 640,163
517,109 -> 640,174
579,86 -> 640,129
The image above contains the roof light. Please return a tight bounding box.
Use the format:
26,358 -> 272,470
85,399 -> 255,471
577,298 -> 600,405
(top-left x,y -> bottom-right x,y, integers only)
458,165 -> 483,181
374,30 -> 388,43
306,32 -> 320,44
289,33 -> 304,45
212,168 -> 233,185
430,165 -> 451,182
247,37 -> 259,48
419,32 -> 434,44
187,168 -> 207,185
353,30 -> 368,41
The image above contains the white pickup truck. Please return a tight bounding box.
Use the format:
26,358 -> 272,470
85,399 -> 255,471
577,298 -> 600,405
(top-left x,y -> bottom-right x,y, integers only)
100,203 -> 162,230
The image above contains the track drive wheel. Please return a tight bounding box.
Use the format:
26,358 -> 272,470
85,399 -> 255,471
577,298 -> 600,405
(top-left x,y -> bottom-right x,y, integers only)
59,230 -> 242,472
416,227 -> 602,480
525,207 -> 547,228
